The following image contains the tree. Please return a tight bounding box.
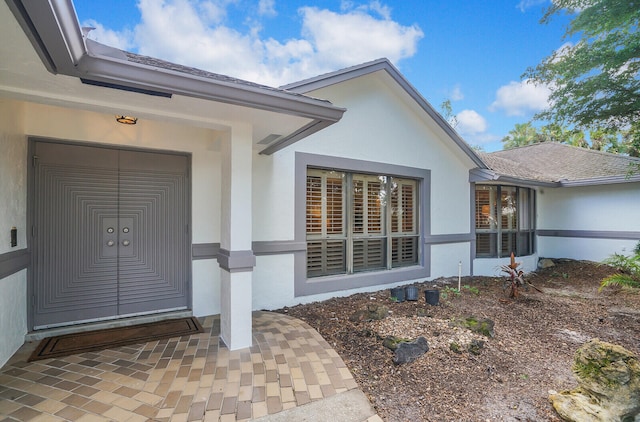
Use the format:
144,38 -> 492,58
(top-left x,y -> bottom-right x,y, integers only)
440,99 -> 458,128
525,0 -> 640,152
501,122 -> 539,149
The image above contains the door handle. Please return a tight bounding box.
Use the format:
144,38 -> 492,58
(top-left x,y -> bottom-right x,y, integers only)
122,240 -> 130,246
107,240 -> 115,247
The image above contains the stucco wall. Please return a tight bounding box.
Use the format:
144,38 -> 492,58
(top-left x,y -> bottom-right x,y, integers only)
0,98 -> 28,367
537,184 -> 640,262
251,72 -> 476,309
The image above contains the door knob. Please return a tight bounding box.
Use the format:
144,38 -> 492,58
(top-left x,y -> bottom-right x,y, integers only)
107,240 -> 115,247
122,240 -> 130,246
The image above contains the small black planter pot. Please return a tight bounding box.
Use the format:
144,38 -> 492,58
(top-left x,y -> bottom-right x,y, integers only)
405,286 -> 419,301
425,289 -> 440,306
390,287 -> 405,302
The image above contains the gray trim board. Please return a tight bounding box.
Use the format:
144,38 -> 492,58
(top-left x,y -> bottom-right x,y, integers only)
425,233 -> 474,245
294,152 -> 430,297
469,168 -> 559,188
282,59 -> 486,169
253,241 -> 306,255
537,230 -> 640,241
192,243 -> 220,260
217,249 -> 256,273
0,249 -> 30,279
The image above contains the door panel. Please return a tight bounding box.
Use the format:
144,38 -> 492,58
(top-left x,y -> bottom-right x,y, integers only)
117,150 -> 189,314
32,142 -> 190,329
33,143 -> 119,328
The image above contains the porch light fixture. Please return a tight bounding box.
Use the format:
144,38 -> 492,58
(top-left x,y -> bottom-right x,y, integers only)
116,115 -> 137,125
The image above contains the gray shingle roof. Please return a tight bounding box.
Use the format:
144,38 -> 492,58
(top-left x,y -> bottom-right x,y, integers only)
123,50 -> 329,103
480,142 -> 640,185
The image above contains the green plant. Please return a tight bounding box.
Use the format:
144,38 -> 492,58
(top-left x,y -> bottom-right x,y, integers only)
440,286 -> 461,302
463,285 -> 479,295
600,247 -> 640,291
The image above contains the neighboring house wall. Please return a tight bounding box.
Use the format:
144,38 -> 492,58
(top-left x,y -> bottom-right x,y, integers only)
537,183 -> 640,261
251,72 -> 475,310
0,99 -> 28,367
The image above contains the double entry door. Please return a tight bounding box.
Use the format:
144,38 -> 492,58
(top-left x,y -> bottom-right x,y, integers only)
31,141 -> 190,329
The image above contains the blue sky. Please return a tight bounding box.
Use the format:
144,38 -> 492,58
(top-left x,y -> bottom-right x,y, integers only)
73,0 -> 575,152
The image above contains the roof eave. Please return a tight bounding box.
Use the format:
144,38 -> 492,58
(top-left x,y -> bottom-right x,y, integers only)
469,168 -> 560,188
284,58 -> 487,169
5,0 -> 345,132
559,174 -> 640,187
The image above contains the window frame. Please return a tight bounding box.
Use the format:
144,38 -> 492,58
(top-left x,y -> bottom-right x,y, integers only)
295,153 -> 430,297
474,184 -> 535,258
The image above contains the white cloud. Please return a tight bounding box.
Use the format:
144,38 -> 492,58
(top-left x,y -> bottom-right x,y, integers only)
298,6 -> 423,70
456,109 -> 488,136
81,20 -> 134,51
85,0 -> 423,87
450,84 -> 464,101
258,0 -> 277,17
516,0 -> 548,12
489,79 -> 551,116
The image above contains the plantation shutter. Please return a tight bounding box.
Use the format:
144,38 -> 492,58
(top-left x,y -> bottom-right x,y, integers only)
306,170 -> 346,277
306,169 -> 420,278
390,178 -> 418,267
352,176 -> 386,272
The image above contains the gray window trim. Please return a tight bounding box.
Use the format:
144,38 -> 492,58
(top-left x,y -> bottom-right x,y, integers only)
294,152 -> 430,297
473,184 -> 536,258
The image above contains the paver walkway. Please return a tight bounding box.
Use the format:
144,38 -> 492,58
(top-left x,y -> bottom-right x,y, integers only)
0,311 -> 381,421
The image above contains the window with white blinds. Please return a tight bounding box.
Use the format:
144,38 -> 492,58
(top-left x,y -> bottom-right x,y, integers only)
475,185 -> 535,258
307,169 -> 419,278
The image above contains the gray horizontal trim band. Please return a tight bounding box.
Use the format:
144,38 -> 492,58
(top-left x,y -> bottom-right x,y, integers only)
537,230 -> 640,240
192,243 -> 220,260
425,233 -> 474,245
253,241 -> 307,255
193,241 -> 306,260
218,248 -> 256,273
0,249 -> 30,279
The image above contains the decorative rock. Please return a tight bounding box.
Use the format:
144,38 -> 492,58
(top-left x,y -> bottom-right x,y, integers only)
467,339 -> 485,355
538,258 -> 555,269
382,335 -> 410,351
452,316 -> 495,338
349,305 -> 389,322
393,337 -> 429,365
549,339 -> 640,422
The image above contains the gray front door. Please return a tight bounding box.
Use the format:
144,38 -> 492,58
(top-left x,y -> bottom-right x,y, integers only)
32,141 -> 190,329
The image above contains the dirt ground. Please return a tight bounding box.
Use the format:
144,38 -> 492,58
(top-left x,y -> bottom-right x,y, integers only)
275,259 -> 640,422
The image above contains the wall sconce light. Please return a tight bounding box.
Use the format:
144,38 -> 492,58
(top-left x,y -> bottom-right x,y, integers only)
116,115 -> 138,125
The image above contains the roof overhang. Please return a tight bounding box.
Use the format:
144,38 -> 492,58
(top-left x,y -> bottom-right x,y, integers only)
282,58 -> 487,169
2,0 -> 345,154
469,168 -> 640,188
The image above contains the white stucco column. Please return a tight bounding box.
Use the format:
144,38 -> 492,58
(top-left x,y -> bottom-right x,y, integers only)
219,124 -> 255,350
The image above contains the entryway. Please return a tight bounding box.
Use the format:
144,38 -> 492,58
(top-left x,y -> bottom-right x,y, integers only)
30,140 -> 191,329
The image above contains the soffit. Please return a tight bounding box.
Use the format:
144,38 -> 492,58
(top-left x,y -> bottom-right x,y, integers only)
0,0 -> 342,149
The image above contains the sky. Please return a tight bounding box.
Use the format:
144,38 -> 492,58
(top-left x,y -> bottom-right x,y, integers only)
73,0 -> 576,152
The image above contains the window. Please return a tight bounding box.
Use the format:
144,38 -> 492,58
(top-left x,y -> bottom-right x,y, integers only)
306,169 -> 419,278
475,185 -> 535,258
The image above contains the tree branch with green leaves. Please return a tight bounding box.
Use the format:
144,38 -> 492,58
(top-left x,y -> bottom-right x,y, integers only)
524,0 -> 640,156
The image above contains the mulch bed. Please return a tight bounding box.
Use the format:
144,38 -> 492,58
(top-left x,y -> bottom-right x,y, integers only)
275,259 -> 640,421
